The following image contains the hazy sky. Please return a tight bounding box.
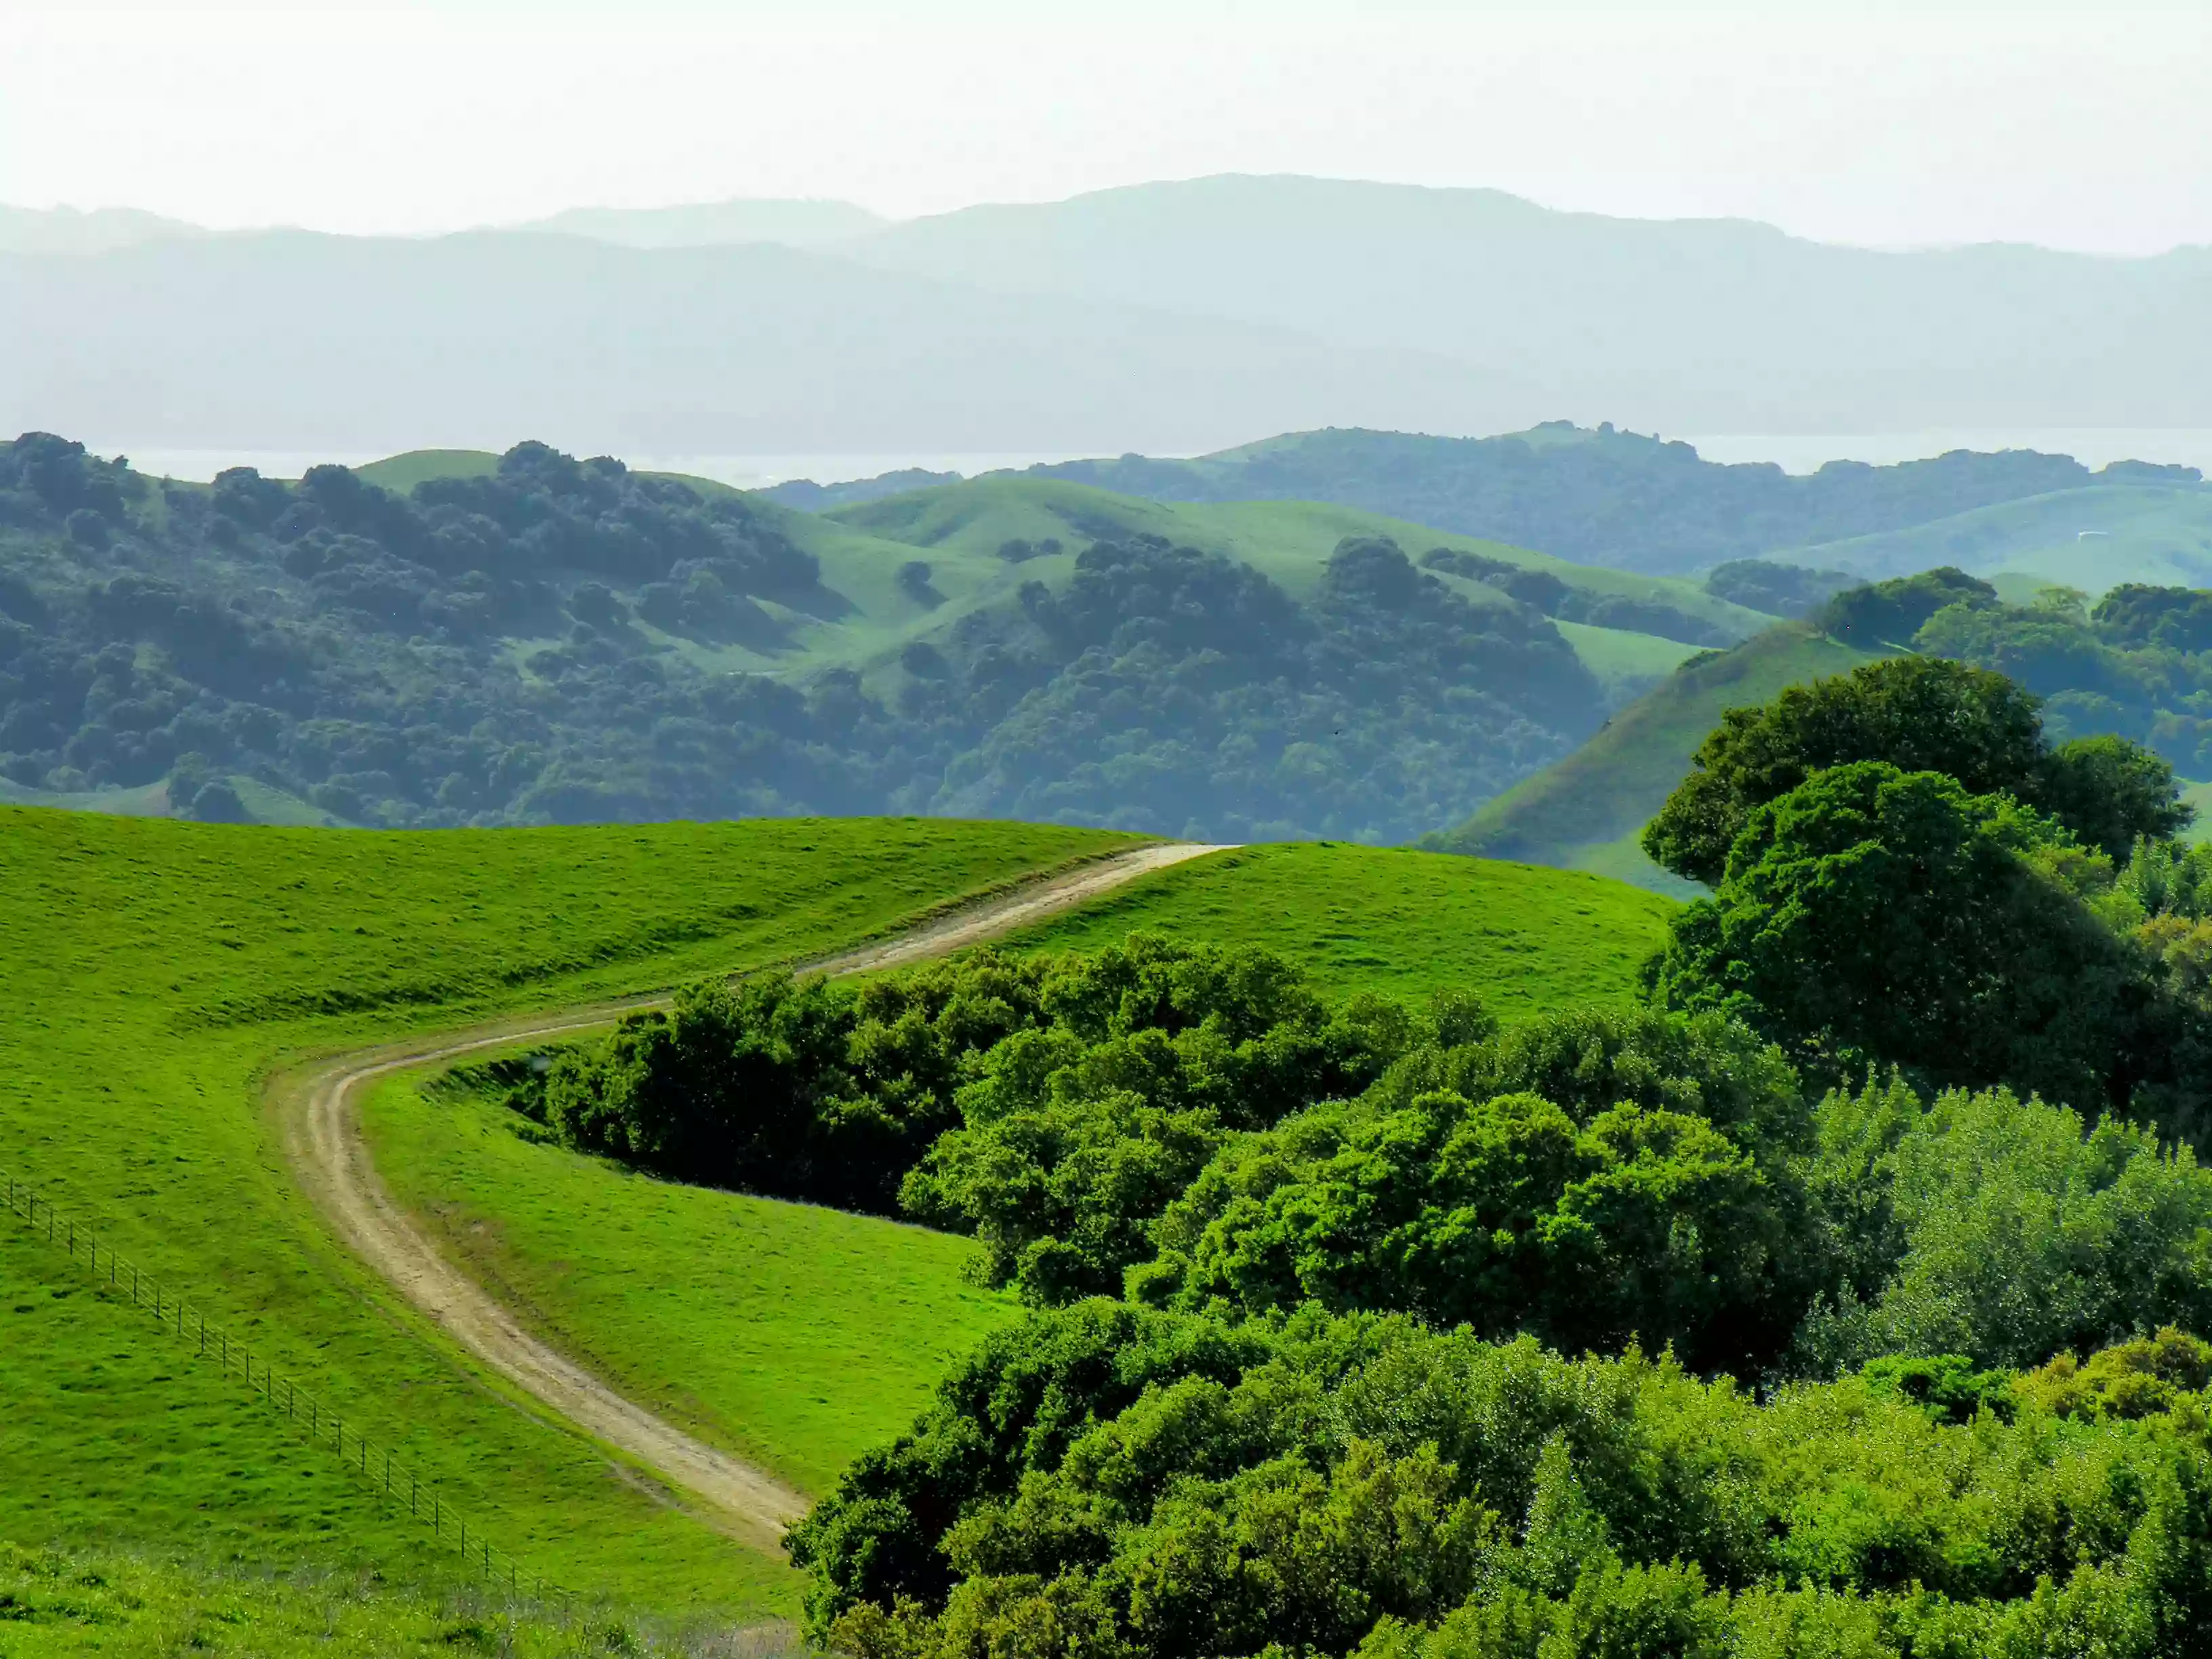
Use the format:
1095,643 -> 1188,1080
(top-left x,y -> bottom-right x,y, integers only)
4,0 -> 2207,253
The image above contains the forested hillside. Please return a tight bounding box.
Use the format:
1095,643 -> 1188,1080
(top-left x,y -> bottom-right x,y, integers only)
0,434 -> 1661,840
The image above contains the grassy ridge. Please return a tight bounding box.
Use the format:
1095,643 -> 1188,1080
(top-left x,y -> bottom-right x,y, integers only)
0,809 -> 1132,1608
363,1071 -> 1015,1497
1774,483 -> 2212,593
1001,843 -> 1676,1013
825,475 -> 1768,630
1427,623 -> 1877,890
344,452 -> 1759,699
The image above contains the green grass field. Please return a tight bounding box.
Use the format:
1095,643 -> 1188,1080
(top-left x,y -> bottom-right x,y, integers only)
1001,842 -> 1675,1014
0,1538 -> 750,1658
0,810 -> 1133,1612
361,1070 -> 1015,1498
0,1221 -> 449,1580
1429,623 -> 1877,890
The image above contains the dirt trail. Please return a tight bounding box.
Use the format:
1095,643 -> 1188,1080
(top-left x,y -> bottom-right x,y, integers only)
279,841 -> 1227,1549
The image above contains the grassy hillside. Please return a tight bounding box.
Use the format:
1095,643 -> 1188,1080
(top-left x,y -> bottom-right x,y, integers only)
825,474 -> 1768,640
363,1069 -> 1015,1497
0,809 -> 1131,1610
0,1223 -> 447,1578
0,1540 -> 680,1658
781,422 -> 2187,575
1001,842 -> 1675,1013
347,447 -> 1048,688
341,453 -> 1758,695
0,772 -> 342,825
6,436 -> 1704,842
1428,623 -> 1878,890
1771,483 -> 2212,593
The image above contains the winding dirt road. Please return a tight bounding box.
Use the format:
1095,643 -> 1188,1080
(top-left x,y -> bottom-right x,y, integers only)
278,842 -> 1226,1550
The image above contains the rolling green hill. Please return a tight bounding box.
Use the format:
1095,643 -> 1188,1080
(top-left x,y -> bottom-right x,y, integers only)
5,435 -> 1736,843
351,453 -> 1761,694
823,474 -> 1769,648
1427,623 -> 1879,890
0,808 -> 1130,1610
1770,483 -> 2212,594
1000,842 -> 1675,1012
775,422 -> 2200,576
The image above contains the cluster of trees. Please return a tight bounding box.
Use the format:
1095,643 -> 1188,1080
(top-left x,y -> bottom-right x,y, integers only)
1701,557 -> 1856,618
1416,548 -> 1733,645
927,537 -> 1601,841
515,932 -> 2212,1390
1640,657 -> 2212,1133
0,435 -> 1610,840
506,936 -> 1428,1303
1817,566 -> 2212,783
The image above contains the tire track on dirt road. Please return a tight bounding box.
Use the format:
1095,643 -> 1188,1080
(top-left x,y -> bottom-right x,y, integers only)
279,841 -> 1228,1549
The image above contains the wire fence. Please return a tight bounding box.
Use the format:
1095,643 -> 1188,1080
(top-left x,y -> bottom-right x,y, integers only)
1,1164 -> 571,1606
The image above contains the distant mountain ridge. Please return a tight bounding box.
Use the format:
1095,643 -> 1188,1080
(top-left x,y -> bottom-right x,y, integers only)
7,175 -> 2206,448
840,176 -> 2212,432
0,204 -> 207,255
507,198 -> 886,247
0,232 -> 1527,453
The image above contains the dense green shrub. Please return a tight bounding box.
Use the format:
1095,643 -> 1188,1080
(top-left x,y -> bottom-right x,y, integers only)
1702,558 -> 1856,619
529,937 -> 1420,1256
789,1302 -> 2212,1659
1136,1008 -> 1817,1374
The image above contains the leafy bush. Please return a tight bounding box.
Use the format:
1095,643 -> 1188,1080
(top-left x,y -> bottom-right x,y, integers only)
1138,1007 -> 1817,1374
1649,760 -> 2205,1120
529,937 -> 1420,1275
789,1303 -> 2212,1659
1704,558 -> 1856,618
